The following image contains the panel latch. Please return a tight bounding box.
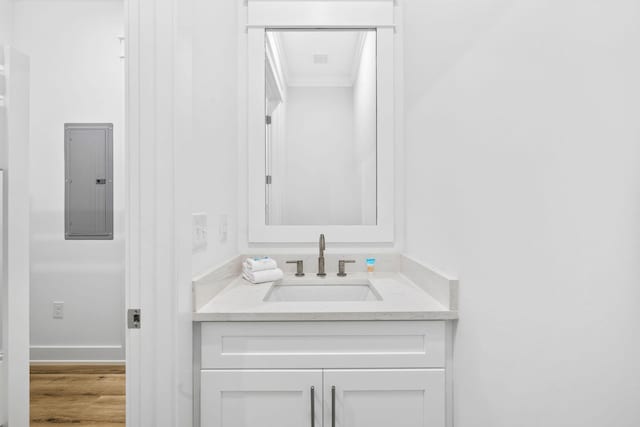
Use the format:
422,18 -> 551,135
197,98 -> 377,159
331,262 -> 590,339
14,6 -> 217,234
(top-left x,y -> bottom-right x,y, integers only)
128,309 -> 141,329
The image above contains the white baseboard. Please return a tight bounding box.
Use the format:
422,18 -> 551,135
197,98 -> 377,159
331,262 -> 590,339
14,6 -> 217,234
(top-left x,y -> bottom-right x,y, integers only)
30,360 -> 125,365
30,345 -> 125,363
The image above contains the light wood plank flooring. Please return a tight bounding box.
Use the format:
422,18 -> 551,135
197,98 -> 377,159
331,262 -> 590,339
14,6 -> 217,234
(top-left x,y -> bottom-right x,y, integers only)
30,364 -> 125,426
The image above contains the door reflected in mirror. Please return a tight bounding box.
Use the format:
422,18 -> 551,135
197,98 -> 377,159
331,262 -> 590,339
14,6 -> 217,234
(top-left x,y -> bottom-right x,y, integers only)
265,29 -> 377,226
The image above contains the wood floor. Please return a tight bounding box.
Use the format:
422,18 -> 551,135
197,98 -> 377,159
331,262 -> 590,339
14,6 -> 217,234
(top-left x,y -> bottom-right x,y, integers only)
30,364 -> 125,427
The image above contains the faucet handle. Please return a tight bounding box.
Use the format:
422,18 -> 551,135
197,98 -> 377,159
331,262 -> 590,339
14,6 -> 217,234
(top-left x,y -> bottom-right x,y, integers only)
337,260 -> 356,277
286,260 -> 305,277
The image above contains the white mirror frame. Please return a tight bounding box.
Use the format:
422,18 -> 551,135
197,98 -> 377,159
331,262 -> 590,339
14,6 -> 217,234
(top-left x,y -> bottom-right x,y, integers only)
247,1 -> 395,243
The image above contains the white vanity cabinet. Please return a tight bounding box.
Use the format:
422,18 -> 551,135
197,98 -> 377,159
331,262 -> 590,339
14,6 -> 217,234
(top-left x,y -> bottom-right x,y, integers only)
201,369 -> 444,427
201,370 -> 322,427
196,321 -> 452,427
323,369 -> 445,427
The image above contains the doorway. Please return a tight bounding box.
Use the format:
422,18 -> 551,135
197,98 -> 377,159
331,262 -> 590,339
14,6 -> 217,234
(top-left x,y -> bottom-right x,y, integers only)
9,0 -> 127,424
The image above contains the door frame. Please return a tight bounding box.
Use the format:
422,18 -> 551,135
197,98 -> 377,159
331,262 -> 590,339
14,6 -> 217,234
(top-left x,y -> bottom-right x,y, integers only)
124,0 -> 192,425
1,2 -> 182,423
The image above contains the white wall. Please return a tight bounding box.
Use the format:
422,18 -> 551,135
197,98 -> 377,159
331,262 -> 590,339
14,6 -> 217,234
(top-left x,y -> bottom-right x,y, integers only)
190,0 -> 239,276
13,0 -> 125,361
353,31 -> 377,225
0,0 -> 12,46
283,86 -> 361,225
403,0 -> 640,426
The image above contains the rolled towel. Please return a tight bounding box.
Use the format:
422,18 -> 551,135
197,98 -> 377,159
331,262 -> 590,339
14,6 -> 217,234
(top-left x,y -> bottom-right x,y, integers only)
243,268 -> 284,284
243,257 -> 278,272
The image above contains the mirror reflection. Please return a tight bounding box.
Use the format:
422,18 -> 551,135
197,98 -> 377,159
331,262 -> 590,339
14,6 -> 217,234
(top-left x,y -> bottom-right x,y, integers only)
265,29 -> 377,226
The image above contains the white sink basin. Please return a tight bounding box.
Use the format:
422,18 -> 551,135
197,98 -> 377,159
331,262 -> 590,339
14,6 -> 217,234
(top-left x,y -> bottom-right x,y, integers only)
264,281 -> 382,302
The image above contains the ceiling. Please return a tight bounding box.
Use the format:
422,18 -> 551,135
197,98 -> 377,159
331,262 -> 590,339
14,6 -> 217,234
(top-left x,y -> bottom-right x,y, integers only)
275,30 -> 370,87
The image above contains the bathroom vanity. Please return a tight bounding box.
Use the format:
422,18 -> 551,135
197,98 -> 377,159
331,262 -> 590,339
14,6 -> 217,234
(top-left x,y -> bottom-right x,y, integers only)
193,254 -> 458,427
192,2 -> 458,425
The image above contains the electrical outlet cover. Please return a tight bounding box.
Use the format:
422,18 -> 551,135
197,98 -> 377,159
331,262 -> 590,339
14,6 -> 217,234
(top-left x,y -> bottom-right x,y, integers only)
53,301 -> 64,319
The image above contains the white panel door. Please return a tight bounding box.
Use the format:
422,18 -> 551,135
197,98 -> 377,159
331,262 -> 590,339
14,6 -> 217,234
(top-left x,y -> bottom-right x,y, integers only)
201,369 -> 322,427
0,46 -> 30,427
323,369 -> 445,427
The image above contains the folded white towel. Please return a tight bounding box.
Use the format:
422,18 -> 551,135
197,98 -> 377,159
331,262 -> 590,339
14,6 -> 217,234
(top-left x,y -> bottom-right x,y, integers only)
243,268 -> 284,284
243,257 -> 278,272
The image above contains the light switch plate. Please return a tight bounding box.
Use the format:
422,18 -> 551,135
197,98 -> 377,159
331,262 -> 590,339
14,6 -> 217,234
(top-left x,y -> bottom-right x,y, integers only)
219,214 -> 228,242
192,212 -> 208,252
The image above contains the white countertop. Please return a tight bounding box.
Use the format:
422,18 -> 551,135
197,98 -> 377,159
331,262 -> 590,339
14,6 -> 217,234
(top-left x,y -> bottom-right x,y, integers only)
193,272 -> 458,321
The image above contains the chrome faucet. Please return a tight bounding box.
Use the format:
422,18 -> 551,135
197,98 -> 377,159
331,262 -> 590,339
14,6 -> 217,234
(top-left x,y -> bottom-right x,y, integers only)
317,234 -> 326,277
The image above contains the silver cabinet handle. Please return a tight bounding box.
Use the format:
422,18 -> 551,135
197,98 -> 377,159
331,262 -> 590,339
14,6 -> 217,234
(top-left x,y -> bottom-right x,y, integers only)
310,386 -> 315,427
331,386 -> 336,427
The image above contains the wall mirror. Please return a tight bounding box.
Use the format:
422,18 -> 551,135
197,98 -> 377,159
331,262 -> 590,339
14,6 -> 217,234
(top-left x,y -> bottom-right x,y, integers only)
247,24 -> 394,243
264,29 -> 377,227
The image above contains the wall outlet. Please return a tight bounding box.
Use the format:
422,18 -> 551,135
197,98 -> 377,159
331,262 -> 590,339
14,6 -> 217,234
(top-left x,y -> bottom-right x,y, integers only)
53,301 -> 64,319
192,212 -> 208,252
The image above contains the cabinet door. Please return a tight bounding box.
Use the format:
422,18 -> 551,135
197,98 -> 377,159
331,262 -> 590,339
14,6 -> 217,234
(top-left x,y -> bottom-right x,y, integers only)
201,369 -> 322,427
323,369 -> 445,427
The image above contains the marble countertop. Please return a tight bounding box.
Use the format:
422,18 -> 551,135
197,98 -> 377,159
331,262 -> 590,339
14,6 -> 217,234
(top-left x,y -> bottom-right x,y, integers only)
193,271 -> 458,322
